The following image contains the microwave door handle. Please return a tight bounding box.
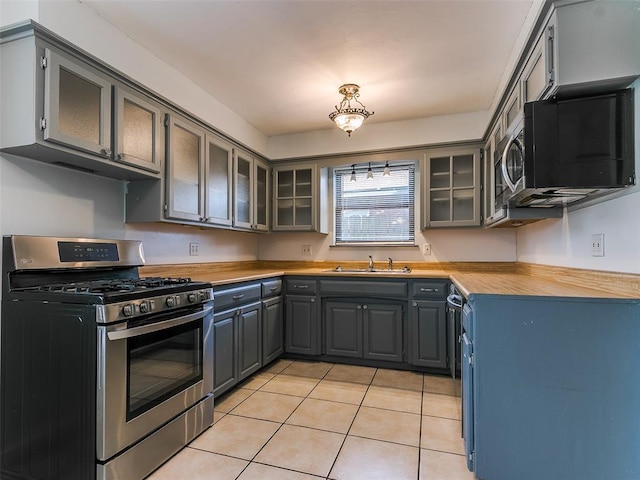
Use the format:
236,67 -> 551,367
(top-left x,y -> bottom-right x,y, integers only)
107,306 -> 213,340
501,134 -> 518,192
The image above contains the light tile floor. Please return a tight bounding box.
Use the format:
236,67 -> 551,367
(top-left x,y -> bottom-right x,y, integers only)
148,359 -> 473,480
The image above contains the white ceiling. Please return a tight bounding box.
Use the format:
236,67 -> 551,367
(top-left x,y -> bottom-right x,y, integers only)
82,0 -> 535,137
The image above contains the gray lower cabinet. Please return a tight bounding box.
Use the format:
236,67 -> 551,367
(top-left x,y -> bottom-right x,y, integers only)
285,294 -> 319,355
285,277 -> 320,355
262,295 -> 284,365
324,300 -> 404,362
409,300 -> 447,369
213,283 -> 262,396
463,295 -> 640,480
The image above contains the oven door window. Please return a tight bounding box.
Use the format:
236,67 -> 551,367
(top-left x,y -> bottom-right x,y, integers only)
127,319 -> 203,420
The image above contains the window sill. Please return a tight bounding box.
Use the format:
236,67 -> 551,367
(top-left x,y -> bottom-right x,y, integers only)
329,243 -> 419,248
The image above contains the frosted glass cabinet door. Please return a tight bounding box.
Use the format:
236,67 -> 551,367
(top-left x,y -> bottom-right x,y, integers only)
166,115 -> 205,222
43,48 -> 111,157
113,86 -> 162,174
234,151 -> 254,229
205,134 -> 233,226
254,160 -> 269,231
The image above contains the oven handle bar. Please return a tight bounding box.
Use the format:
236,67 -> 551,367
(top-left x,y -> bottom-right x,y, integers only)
107,306 -> 213,340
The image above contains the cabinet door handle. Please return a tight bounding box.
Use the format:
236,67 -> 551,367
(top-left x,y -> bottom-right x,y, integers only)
412,301 -> 418,307
100,148 -> 111,157
310,298 -> 315,303
294,285 -> 308,289
363,305 -> 368,310
232,294 -> 245,300
357,305 -> 362,310
116,153 -> 124,161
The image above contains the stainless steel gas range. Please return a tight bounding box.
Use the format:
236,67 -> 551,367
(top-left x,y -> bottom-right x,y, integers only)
0,235 -> 214,480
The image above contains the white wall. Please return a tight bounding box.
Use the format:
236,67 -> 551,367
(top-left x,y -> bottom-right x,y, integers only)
0,154 -> 259,264
516,190 -> 640,274
125,223 -> 258,265
267,110 -> 489,160
259,229 -> 516,263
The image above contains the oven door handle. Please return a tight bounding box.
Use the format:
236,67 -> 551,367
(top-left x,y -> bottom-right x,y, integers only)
107,306 -> 213,340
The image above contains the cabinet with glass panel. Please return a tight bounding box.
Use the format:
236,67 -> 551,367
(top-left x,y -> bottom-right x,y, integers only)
423,147 -> 482,228
0,29 -> 162,180
234,149 -> 269,232
272,164 -> 328,232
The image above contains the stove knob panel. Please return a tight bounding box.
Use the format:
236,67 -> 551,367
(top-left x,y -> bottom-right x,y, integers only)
122,304 -> 135,317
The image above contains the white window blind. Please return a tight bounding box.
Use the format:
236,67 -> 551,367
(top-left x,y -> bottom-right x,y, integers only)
334,164 -> 415,244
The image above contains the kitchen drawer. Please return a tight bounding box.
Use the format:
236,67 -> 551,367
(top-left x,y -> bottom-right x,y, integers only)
411,281 -> 448,299
319,279 -> 407,298
262,278 -> 282,298
286,278 -> 318,295
213,283 -> 261,312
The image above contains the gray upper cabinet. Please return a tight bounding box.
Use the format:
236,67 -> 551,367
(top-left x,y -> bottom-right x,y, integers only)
43,47 -> 112,158
272,164 -> 328,233
423,147 -> 482,228
521,31 -> 552,104
166,114 -> 206,223
113,86 -> 163,174
0,29 -> 161,180
205,134 -> 234,227
543,1 -> 640,98
234,149 -> 269,232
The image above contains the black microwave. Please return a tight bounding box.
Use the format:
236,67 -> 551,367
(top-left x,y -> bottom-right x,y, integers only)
505,89 -> 635,208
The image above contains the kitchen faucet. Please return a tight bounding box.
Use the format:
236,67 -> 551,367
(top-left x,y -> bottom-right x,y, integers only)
388,257 -> 393,271
368,255 -> 374,271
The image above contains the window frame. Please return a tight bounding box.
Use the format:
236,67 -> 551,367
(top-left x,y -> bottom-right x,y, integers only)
333,162 -> 417,246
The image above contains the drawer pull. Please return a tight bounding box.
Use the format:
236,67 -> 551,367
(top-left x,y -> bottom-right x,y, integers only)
294,285 -> 309,289
269,286 -> 279,292
232,294 -> 245,300
420,288 -> 437,292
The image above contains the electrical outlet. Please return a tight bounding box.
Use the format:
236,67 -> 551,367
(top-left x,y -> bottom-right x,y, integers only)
423,243 -> 431,255
189,242 -> 199,256
301,245 -> 312,256
591,234 -> 604,257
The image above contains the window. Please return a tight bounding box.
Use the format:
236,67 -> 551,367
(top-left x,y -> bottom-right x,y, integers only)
334,163 -> 415,245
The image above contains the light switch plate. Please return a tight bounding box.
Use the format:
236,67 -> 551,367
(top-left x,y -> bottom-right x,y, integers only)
189,242 -> 199,256
423,243 -> 431,255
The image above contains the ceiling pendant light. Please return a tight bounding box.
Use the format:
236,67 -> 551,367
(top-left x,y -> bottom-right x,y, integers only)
329,84 -> 374,137
350,165 -> 357,182
383,161 -> 391,177
366,162 -> 374,180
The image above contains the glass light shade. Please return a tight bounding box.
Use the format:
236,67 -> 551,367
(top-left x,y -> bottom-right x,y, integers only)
334,112 -> 365,135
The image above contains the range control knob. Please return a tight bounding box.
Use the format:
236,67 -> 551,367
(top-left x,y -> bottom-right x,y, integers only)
166,296 -> 176,308
122,304 -> 135,317
139,301 -> 151,314
187,293 -> 197,303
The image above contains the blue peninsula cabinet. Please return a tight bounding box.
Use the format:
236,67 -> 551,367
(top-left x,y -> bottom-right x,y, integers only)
462,294 -> 640,480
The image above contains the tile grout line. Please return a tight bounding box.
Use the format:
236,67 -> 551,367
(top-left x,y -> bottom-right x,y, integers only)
322,365 -> 378,480
233,360 -> 337,479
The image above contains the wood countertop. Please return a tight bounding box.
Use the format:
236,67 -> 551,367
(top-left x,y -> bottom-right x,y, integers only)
139,261 -> 640,299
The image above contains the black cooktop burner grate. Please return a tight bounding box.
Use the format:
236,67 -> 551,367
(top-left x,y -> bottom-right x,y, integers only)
34,277 -> 195,295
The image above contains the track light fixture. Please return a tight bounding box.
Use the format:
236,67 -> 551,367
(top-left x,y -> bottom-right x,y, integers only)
347,162 -> 392,182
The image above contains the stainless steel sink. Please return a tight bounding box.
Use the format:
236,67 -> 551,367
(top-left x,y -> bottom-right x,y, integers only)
324,266 -> 411,274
